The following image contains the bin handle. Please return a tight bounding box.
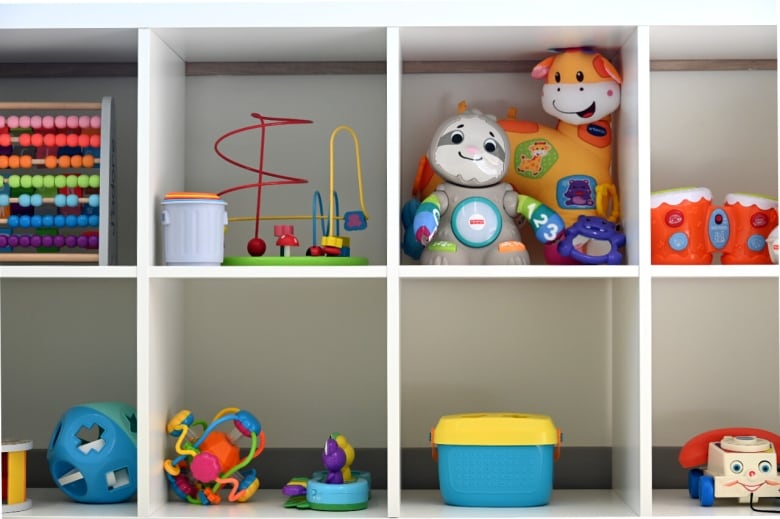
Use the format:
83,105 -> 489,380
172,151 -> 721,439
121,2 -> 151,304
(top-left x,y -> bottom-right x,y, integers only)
430,427 -> 438,462
161,210 -> 170,226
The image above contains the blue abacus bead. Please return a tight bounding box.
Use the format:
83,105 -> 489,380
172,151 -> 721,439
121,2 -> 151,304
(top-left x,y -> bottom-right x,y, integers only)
54,215 -> 66,228
31,215 -> 42,228
88,194 -> 99,208
88,215 -> 99,227
7,215 -> 18,228
78,214 -> 89,227
31,194 -> 43,207
66,194 -> 79,208
0,194 -> 8,207
42,215 -> 54,228
54,194 -> 66,208
65,215 -> 78,228
19,215 -> 31,228
18,194 -> 30,207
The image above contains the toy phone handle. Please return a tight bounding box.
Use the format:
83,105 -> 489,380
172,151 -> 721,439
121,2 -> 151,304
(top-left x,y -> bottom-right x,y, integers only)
678,427 -> 780,469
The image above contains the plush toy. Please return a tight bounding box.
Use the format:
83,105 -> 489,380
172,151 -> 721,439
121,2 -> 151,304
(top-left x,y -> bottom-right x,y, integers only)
407,48 -> 624,264
409,105 -> 563,265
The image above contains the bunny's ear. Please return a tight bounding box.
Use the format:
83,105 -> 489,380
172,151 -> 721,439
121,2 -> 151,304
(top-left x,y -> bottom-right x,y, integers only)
531,56 -> 556,80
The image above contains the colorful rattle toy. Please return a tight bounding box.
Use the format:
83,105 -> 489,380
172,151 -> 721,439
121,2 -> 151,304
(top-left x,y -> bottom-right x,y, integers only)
2,439 -> 33,512
47,402 -> 137,503
282,433 -> 371,511
406,104 -> 564,265
164,407 -> 265,505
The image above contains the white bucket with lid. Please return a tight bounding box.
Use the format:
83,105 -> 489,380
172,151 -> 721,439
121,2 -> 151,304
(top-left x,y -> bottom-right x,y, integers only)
161,193 -> 227,265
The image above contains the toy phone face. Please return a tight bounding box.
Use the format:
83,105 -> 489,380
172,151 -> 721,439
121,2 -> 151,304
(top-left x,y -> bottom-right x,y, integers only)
428,112 -> 509,187
722,450 -> 779,492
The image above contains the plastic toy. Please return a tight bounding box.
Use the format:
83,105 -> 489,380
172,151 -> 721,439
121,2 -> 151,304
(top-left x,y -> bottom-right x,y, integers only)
282,433 -> 371,511
164,407 -> 265,505
768,226 -> 779,264
161,192 -> 228,265
407,48 -> 623,264
47,401 -> 137,503
557,215 -> 625,265
2,439 -> 33,512
679,428 -> 780,507
213,113 -> 370,265
651,187 -> 778,264
408,104 -> 564,265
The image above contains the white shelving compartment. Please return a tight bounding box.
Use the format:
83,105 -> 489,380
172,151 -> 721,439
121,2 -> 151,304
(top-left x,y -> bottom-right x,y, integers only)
396,26 -> 646,517
648,25 -> 780,516
138,27 -> 390,518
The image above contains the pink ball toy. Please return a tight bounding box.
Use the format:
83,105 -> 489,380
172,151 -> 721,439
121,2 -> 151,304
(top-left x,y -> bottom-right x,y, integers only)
54,115 -> 67,129
42,115 -> 54,129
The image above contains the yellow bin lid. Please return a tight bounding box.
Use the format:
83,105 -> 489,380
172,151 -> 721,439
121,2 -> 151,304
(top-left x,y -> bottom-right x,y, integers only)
432,413 -> 558,446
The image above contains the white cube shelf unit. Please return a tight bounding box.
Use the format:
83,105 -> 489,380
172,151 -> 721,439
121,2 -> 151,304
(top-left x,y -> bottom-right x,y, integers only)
0,2 -> 778,519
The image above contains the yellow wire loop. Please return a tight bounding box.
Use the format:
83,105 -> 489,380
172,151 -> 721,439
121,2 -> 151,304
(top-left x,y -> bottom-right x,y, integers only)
328,125 -> 369,238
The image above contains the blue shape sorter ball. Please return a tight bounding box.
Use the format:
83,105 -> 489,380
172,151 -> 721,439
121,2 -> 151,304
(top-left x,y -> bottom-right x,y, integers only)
47,401 -> 138,503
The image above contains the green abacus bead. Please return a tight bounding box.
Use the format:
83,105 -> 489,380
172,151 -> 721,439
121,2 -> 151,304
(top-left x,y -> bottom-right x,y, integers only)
20,175 -> 32,189
8,175 -> 20,188
43,175 -> 55,188
55,175 -> 66,188
77,175 -> 89,188
89,175 -> 100,189
31,175 -> 44,189
66,175 -> 78,188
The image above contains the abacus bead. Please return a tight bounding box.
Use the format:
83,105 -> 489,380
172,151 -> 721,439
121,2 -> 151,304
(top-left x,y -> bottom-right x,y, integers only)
58,155 -> 70,168
88,215 -> 99,227
41,235 -> 53,247
8,175 -> 20,188
19,175 -> 31,188
66,194 -> 79,207
0,134 -> 11,147
44,156 -> 57,169
70,155 -> 82,168
20,156 -> 32,169
66,215 -> 78,227
30,115 -> 41,129
66,115 -> 79,129
7,215 -> 18,227
30,194 -> 42,207
42,115 -> 54,129
89,135 -> 100,148
8,235 -> 18,247
19,235 -> 30,247
42,215 -> 54,228
66,175 -> 78,188
54,194 -> 66,207
30,235 -> 42,247
0,156 -> 7,169
31,176 -> 43,189
31,134 -> 43,147
55,133 -> 67,147
65,235 -> 77,247
18,194 -> 30,207
78,214 -> 89,227
79,115 -> 91,128
82,155 -> 95,168
54,215 -> 65,228
19,133 -> 31,147
0,235 -> 7,247
8,155 -> 19,168
43,134 -> 55,147
19,116 -> 31,128
0,194 -> 8,206
7,116 -> 18,128
0,116 -> 5,127
19,215 -> 30,228
78,134 -> 90,148
53,235 -> 65,247
54,175 -> 66,188
90,116 -> 101,129
88,235 -> 99,248
77,174 -> 89,188
88,194 -> 99,207
77,235 -> 88,248
54,115 -> 66,129
30,215 -> 42,227
66,133 -> 79,147
89,175 -> 100,188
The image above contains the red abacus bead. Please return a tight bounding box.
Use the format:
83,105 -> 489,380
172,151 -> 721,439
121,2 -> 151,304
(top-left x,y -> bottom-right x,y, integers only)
90,135 -> 100,148
78,134 -> 90,148
55,133 -> 67,147
66,133 -> 79,147
18,133 -> 31,147
31,134 -> 43,147
0,134 -> 10,147
43,134 -> 56,147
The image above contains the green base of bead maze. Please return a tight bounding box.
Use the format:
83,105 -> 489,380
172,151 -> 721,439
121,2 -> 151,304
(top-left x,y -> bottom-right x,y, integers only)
222,256 -> 369,266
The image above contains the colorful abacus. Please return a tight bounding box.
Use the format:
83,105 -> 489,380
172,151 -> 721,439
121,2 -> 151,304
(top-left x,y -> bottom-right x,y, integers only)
0,99 -> 116,264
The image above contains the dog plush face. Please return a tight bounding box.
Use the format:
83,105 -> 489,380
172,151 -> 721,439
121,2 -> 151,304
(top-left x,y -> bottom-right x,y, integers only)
427,110 -> 510,188
532,49 -> 622,125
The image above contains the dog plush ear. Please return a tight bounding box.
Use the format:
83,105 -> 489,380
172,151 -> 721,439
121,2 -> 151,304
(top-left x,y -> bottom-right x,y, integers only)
593,54 -> 622,84
531,56 -> 556,80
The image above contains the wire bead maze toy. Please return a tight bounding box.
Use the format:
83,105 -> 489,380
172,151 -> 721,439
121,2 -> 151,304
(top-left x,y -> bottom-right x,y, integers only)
0,99 -> 116,264
214,112 -> 371,266
164,407 -> 266,505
